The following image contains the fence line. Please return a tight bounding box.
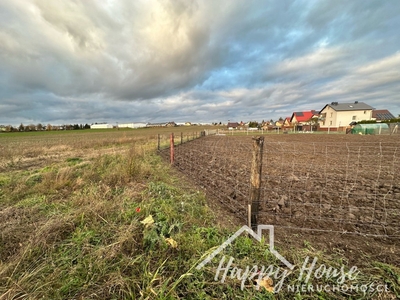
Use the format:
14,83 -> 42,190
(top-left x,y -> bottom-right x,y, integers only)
160,135 -> 400,238
156,130 -> 217,151
216,123 -> 400,136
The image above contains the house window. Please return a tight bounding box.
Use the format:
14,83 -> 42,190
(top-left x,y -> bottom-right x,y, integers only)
330,112 -> 333,117
364,111 -> 366,114
352,116 -> 357,120
330,121 -> 332,126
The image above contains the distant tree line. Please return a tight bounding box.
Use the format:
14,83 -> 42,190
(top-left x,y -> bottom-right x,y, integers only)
1,123 -> 91,132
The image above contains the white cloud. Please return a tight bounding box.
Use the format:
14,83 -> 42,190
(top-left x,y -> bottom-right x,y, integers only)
313,53 -> 400,100
0,0 -> 399,125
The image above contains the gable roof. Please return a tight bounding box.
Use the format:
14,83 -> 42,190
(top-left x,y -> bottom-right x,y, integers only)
290,111 -> 317,123
320,102 -> 373,113
372,109 -> 395,120
227,122 -> 239,128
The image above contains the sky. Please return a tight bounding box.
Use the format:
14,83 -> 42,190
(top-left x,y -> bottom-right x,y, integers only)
0,0 -> 399,126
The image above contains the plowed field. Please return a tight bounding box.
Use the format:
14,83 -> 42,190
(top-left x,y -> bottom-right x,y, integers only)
161,134 -> 400,266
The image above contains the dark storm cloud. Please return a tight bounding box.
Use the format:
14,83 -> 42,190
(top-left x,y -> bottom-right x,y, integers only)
0,0 -> 399,125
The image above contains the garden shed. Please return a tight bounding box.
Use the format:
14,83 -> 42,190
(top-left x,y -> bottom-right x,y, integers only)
351,123 -> 390,135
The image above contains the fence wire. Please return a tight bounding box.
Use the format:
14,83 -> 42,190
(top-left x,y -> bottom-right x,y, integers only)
160,135 -> 400,238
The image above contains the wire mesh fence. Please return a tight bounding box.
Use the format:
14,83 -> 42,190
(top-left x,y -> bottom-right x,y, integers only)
259,140 -> 400,237
160,134 -> 400,238
156,130 -> 218,151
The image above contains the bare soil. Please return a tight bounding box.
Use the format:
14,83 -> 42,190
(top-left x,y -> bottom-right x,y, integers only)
161,134 -> 400,267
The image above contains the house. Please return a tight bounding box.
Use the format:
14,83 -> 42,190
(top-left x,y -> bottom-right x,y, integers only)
147,122 -> 175,127
290,111 -> 318,124
147,123 -> 166,127
283,117 -> 291,127
319,101 -> 373,130
166,121 -> 176,127
227,122 -> 239,129
261,121 -> 274,131
176,122 -> 193,126
290,110 -> 318,131
372,109 -> 395,121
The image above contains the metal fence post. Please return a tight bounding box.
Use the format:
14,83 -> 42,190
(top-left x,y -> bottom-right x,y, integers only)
157,134 -> 160,150
181,132 -> 183,145
249,136 -> 264,230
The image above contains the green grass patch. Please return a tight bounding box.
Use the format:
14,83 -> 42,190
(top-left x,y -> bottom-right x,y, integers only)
65,157 -> 83,165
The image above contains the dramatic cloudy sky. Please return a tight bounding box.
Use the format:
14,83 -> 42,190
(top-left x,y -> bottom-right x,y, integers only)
1,0 -> 399,125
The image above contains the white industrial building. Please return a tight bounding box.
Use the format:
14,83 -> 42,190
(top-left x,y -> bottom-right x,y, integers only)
118,122 -> 148,129
90,124 -> 113,129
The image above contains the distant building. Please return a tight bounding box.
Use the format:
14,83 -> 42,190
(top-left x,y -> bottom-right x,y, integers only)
283,117 -> 291,127
227,122 -> 239,129
91,123 -> 113,129
166,122 -> 176,127
147,122 -> 167,127
118,122 -> 148,129
147,122 -> 176,127
274,120 -> 283,128
175,122 -> 192,126
290,110 -> 318,124
372,109 -> 395,121
319,101 -> 373,130
290,110 -> 318,131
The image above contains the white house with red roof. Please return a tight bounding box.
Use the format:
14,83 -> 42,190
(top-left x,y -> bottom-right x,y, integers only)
290,110 -> 318,124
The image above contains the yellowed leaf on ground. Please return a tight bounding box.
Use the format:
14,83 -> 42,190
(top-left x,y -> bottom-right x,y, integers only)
256,276 -> 274,293
165,237 -> 178,248
140,215 -> 154,227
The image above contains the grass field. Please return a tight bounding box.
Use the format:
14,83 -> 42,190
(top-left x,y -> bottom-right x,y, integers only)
0,129 -> 398,299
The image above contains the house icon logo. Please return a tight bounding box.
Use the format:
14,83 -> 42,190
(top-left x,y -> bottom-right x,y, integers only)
196,225 -> 294,270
